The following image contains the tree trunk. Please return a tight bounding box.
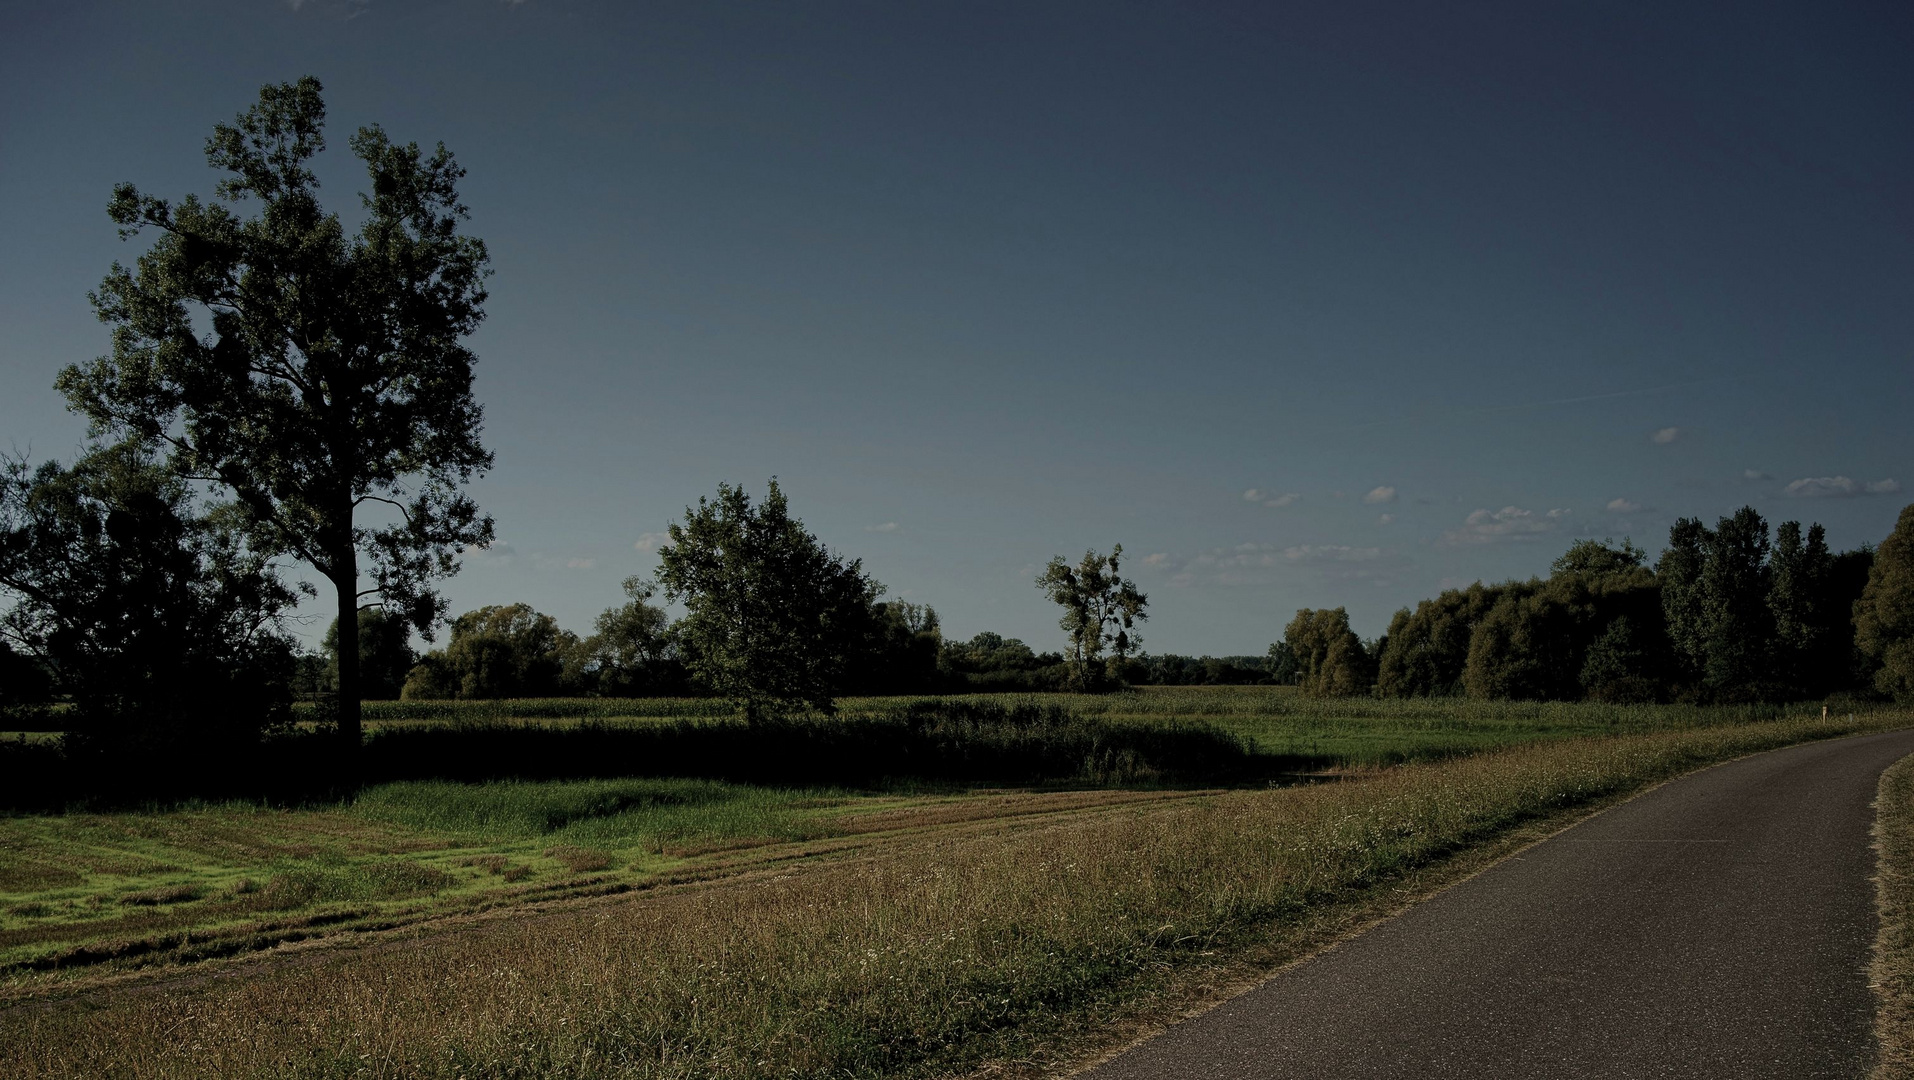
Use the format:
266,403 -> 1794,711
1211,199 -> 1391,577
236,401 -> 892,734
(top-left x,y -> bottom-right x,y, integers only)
333,568 -> 362,766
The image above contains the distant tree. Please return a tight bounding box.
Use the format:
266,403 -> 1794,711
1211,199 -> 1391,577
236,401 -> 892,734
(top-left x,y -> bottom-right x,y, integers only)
656,480 -> 879,720
1856,504 -> 1914,702
1551,537 -> 1647,578
57,77 -> 494,756
402,603 -> 574,700
1578,614 -> 1662,702
1699,507 -> 1776,698
938,631 -> 1067,692
1265,640 -> 1300,686
1377,582 -> 1507,697
1658,509 -> 1783,699
1767,521 -> 1834,697
1035,545 -> 1148,690
849,600 -> 943,695
323,607 -> 417,700
1283,608 -> 1373,697
1658,517 -> 1711,686
565,577 -> 682,696
0,445 -> 295,755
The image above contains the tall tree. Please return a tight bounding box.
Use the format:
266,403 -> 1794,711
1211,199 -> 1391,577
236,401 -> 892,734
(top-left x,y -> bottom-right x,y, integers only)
56,78 -> 494,754
1035,545 -> 1148,690
1767,520 -> 1833,696
656,480 -> 879,720
1699,507 -> 1775,697
1856,504 -> 1914,702
1283,608 -> 1373,697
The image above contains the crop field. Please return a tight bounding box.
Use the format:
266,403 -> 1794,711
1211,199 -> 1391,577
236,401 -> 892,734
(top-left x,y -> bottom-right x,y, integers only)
0,692 -> 1905,1079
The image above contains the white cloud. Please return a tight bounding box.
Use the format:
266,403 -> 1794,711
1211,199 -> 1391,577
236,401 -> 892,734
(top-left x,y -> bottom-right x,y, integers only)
1148,541 -> 1407,587
1605,498 -> 1642,514
865,522 -> 900,533
1377,513 -> 1394,525
633,531 -> 673,552
1282,545 -> 1383,564
1743,469 -> 1773,482
1143,551 -> 1171,566
1243,489 -> 1300,507
1443,506 -> 1571,546
461,540 -> 515,563
565,558 -> 596,570
1362,485 -> 1398,505
1784,476 -> 1901,498
1651,427 -> 1682,445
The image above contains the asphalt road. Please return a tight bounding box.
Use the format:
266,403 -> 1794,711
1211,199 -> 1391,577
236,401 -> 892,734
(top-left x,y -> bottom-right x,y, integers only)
1085,729 -> 1914,1080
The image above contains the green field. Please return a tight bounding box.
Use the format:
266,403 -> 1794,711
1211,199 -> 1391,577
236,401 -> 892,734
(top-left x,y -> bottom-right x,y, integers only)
0,689 -> 1857,987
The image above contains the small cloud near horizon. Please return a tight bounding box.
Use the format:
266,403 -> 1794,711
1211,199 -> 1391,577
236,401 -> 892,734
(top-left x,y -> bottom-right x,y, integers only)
1443,505 -> 1571,546
865,521 -> 900,533
1362,485 -> 1398,505
633,531 -> 673,552
1377,513 -> 1394,525
1743,469 -> 1773,482
1243,488 -> 1300,507
1651,427 -> 1682,445
1605,497 -> 1642,514
1783,476 -> 1901,498
565,557 -> 595,570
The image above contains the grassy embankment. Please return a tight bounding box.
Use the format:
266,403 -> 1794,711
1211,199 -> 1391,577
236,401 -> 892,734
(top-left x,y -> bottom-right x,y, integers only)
0,697 -> 1906,1078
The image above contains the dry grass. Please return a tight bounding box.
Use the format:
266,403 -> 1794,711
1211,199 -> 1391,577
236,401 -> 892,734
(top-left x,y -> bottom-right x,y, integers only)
2,710 -> 1905,1079
1876,750 -> 1914,1079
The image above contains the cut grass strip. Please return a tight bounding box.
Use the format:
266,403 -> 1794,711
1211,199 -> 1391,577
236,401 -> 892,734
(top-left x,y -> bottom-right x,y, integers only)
2,710 -> 1907,1079
1875,749 -> 1914,1079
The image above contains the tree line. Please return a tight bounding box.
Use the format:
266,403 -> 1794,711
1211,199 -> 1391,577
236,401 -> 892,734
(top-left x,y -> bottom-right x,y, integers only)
1277,504 -> 1914,704
6,77 -> 1914,786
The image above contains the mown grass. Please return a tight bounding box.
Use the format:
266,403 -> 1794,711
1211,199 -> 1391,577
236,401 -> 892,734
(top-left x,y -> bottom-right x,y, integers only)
2,708 -> 1908,1079
1876,752 -> 1914,1080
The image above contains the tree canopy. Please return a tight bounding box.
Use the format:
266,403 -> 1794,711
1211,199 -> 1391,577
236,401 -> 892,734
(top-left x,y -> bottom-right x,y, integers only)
0,445 -> 295,755
1035,545 -> 1147,690
656,480 -> 879,720
57,77 -> 494,752
1857,504 -> 1914,701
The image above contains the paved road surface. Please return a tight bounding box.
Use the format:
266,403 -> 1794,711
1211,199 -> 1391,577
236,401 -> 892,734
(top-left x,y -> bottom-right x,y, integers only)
1085,729 -> 1914,1080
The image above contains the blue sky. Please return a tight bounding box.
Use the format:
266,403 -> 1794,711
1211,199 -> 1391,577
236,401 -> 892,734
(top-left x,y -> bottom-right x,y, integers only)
2,1 -> 1910,653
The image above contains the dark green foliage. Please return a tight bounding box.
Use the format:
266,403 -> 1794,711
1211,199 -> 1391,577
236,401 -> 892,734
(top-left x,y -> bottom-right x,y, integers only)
937,632 -> 1069,692
1036,546 -> 1148,690
1658,518 -> 1710,684
0,446 -> 295,757
564,577 -> 687,696
1122,654 -> 1276,686
847,600 -> 945,695
1578,616 -> 1663,703
657,480 -> 879,720
1698,507 -> 1776,698
323,608 -> 417,700
403,604 -> 576,700
1857,504 -> 1914,701
1463,544 -> 1665,701
1653,508 -> 1867,701
358,699 -> 1257,788
1283,608 -> 1374,697
58,77 -> 494,750
1377,582 -> 1507,697
1550,537 -> 1646,578
0,640 -> 52,725
1265,641 -> 1300,686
